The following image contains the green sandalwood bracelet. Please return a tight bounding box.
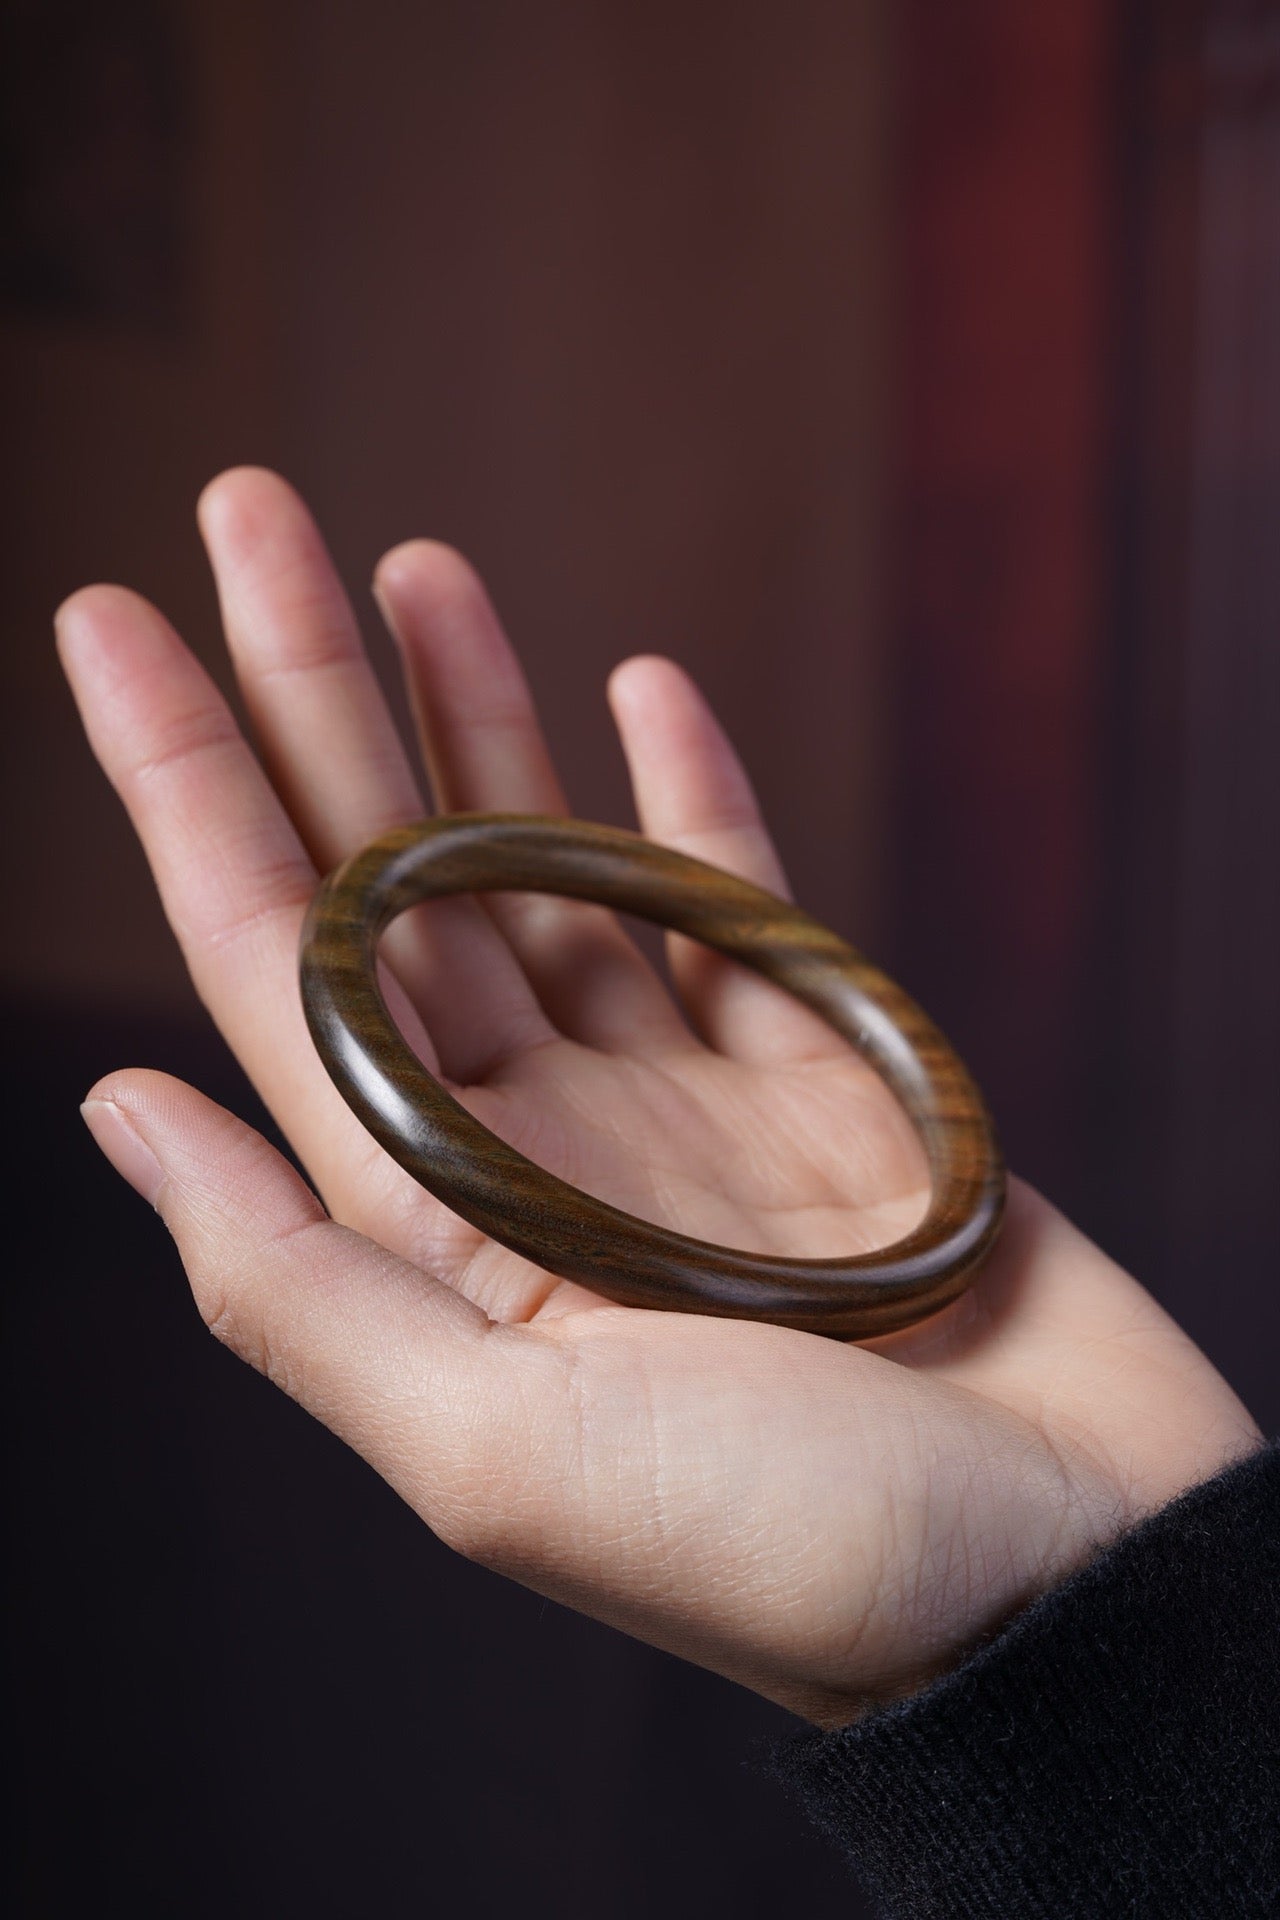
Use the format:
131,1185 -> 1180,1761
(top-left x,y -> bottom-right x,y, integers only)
298,814 -> 1005,1337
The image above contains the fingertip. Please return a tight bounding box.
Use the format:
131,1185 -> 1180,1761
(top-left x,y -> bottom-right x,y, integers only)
609,651 -> 689,690
196,465 -> 253,532
81,1090 -> 167,1207
376,535 -> 451,576
610,649 -> 790,912
373,542 -> 520,713
610,655 -> 735,774
53,585 -> 105,658
81,1068 -> 329,1246
606,652 -> 655,702
196,468 -> 324,585
196,463 -> 296,533
83,1066 -> 139,1109
80,1066 -> 219,1209
373,539 -> 487,621
371,540 -> 431,625
81,1067 -> 214,1155
607,654 -> 700,727
55,581 -> 141,636
54,584 -> 169,688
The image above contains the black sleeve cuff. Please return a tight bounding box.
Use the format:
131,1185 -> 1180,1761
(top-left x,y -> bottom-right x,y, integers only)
764,1438 -> 1280,1919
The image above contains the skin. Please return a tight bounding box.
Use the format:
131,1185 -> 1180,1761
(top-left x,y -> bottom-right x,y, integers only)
60,467 -> 1262,1730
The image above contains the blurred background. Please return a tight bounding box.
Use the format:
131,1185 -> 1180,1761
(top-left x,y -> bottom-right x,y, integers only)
3,1 -> 1277,1914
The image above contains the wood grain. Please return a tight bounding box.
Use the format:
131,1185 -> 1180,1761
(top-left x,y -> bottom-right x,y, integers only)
299,815 -> 1005,1337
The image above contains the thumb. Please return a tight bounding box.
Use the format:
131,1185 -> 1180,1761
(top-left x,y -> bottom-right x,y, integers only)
79,1069 -> 514,1551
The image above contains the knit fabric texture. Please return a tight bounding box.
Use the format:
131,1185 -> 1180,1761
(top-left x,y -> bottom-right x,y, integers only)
766,1438 -> 1280,1919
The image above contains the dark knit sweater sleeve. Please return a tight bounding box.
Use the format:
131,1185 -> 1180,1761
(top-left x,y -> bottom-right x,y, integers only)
765,1438 -> 1280,1919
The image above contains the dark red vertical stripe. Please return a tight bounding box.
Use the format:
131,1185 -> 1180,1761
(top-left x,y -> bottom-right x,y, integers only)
893,1 -> 1113,1189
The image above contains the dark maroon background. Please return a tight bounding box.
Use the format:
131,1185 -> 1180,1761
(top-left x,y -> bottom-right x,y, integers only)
4,3 -> 1277,1915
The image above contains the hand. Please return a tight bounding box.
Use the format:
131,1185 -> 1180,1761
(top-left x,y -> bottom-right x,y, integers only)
59,468 -> 1261,1728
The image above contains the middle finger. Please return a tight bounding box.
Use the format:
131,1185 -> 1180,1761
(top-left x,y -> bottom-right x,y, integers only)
199,467 -> 554,1083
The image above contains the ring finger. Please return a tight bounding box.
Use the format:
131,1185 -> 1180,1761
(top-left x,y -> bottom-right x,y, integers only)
373,538 -> 692,1056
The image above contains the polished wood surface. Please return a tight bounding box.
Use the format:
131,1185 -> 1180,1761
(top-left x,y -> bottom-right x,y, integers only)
299,815 -> 1005,1337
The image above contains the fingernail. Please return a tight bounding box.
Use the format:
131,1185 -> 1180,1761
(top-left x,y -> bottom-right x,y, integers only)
52,596 -> 87,650
371,579 -> 401,642
80,1097 -> 166,1207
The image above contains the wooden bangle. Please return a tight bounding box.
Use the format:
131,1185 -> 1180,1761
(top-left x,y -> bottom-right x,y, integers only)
299,814 -> 1005,1338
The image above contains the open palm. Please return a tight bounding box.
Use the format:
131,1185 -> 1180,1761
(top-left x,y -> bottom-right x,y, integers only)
62,468 -> 1259,1727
